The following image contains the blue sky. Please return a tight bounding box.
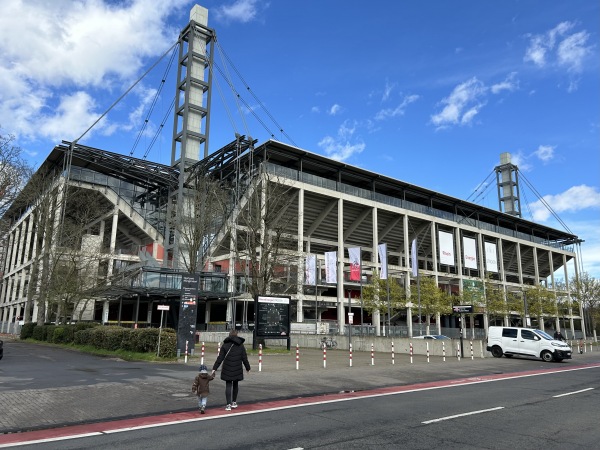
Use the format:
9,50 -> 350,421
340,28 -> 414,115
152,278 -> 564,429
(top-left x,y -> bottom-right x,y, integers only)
1,0 -> 598,278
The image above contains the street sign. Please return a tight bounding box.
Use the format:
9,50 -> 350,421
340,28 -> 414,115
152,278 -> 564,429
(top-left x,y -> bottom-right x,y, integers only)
157,305 -> 170,311
453,305 -> 473,313
348,312 -> 354,325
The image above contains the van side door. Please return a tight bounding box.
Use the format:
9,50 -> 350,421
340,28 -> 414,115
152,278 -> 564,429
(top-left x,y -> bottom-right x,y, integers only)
501,328 -> 518,353
518,329 -> 540,357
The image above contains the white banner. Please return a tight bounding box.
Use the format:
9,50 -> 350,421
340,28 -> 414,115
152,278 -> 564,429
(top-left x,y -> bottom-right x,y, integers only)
411,239 -> 418,277
485,242 -> 498,273
305,254 -> 316,285
462,237 -> 478,269
325,251 -> 337,283
438,230 -> 455,266
378,243 -> 387,279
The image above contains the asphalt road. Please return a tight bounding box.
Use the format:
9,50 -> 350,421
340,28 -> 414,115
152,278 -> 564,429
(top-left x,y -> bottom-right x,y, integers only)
8,362 -> 599,450
1,337 -> 599,449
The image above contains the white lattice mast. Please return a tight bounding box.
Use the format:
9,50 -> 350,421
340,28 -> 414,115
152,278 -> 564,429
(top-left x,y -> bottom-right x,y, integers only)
165,4 -> 215,269
495,152 -> 521,217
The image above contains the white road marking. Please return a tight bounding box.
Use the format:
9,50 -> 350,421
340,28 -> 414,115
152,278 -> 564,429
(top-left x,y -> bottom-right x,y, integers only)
422,407 -> 505,424
0,433 -> 102,448
553,388 -> 594,398
3,364 -> 599,448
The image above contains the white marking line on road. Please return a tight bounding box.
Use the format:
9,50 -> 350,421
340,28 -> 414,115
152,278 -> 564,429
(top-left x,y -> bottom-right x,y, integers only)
422,407 -> 504,424
4,364 -> 600,447
553,388 -> 594,398
0,433 -> 102,448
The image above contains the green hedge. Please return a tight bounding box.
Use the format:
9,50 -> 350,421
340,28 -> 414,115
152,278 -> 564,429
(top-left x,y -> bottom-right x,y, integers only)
24,322 -> 176,358
71,326 -> 177,358
20,322 -> 36,340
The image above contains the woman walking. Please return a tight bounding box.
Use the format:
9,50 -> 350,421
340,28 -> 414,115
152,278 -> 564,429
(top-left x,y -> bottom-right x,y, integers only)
212,329 -> 251,411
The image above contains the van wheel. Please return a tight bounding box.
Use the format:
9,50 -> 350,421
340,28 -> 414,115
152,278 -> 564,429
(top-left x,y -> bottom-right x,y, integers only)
491,346 -> 503,358
541,351 -> 554,362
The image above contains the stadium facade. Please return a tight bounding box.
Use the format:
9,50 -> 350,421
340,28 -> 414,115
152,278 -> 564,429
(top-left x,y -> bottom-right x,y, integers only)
0,5 -> 585,340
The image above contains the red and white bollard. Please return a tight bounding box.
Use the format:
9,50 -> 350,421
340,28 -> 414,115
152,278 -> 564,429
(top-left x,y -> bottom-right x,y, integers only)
349,343 -> 353,367
442,342 -> 446,362
323,343 -> 327,369
410,343 -> 413,364
470,340 -> 474,360
391,341 -> 395,365
201,341 -> 205,365
371,343 -> 375,366
426,342 -> 430,363
258,344 -> 263,372
296,345 -> 299,370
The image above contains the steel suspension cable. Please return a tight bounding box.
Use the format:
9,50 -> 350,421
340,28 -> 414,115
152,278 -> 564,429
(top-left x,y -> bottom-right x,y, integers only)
131,46 -> 178,157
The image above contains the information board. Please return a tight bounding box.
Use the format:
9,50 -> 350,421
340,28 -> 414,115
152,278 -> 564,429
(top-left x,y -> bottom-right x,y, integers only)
254,295 -> 291,338
177,273 -> 198,353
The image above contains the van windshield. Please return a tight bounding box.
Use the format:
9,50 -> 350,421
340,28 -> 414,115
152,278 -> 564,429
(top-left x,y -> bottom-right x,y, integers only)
535,330 -> 553,340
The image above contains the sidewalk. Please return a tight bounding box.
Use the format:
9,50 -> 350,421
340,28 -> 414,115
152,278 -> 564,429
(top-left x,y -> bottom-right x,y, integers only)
1,339 -> 597,435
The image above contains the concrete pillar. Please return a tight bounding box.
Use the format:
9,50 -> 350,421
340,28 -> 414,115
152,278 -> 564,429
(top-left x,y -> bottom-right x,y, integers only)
403,214 -> 412,337
372,206 -> 379,334
102,300 -> 109,324
297,188 -> 304,323
106,208 -> 119,280
337,198 -> 345,332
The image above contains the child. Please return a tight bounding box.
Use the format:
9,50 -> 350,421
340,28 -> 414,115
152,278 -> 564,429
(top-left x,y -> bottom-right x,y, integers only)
192,364 -> 215,413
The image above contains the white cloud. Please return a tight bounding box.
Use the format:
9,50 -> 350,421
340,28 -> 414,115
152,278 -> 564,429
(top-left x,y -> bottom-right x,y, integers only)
572,220 -> 600,279
0,0 -> 187,144
491,72 -> 519,94
524,22 -> 593,91
311,106 -> 320,113
509,152 -> 532,172
382,80 -> 396,102
431,73 -> 520,129
214,0 -> 262,24
530,185 -> 600,222
430,77 -> 487,128
557,31 -> 591,73
524,21 -> 575,67
318,120 -> 365,161
534,145 -> 555,162
375,94 -> 419,121
328,104 -> 342,116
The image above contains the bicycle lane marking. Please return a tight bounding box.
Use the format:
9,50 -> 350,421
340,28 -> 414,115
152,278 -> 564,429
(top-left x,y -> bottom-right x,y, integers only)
2,362 -> 599,448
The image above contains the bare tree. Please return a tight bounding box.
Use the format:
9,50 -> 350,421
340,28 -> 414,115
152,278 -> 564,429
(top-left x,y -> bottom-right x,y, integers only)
44,188 -> 112,323
174,173 -> 230,273
229,167 -> 299,297
0,132 -> 33,273
570,272 -> 600,336
0,132 -> 33,217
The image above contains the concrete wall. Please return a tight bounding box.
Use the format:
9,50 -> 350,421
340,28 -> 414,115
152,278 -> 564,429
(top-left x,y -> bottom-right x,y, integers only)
195,331 -> 488,357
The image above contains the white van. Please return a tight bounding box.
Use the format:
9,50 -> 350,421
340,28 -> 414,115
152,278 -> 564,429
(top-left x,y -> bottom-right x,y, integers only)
486,326 -> 572,362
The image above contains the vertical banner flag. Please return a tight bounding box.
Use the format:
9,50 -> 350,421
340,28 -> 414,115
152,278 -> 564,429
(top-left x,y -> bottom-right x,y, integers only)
462,237 -> 478,269
411,239 -> 418,277
485,242 -> 498,273
348,247 -> 361,281
438,230 -> 455,266
378,243 -> 388,279
325,251 -> 337,283
305,254 -> 316,285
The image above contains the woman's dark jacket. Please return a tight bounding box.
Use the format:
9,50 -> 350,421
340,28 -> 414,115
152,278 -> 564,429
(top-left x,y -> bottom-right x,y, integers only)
212,336 -> 251,381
